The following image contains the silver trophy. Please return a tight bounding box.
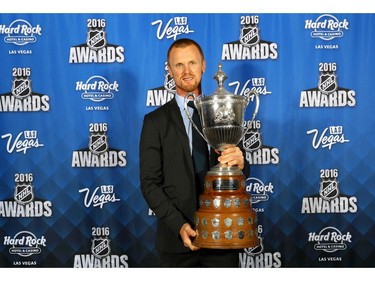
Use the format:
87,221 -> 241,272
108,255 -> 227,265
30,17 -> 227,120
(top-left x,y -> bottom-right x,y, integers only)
184,63 -> 260,249
184,63 -> 259,173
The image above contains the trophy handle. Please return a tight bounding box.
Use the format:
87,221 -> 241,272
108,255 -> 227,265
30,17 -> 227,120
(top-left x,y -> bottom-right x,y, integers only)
184,93 -> 211,146
238,89 -> 260,144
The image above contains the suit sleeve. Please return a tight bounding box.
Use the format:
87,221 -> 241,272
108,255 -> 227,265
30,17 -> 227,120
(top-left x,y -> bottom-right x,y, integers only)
139,114 -> 187,238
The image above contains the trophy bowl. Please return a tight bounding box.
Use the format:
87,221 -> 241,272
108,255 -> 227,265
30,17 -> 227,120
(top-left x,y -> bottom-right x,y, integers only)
198,94 -> 248,152
185,63 -> 260,249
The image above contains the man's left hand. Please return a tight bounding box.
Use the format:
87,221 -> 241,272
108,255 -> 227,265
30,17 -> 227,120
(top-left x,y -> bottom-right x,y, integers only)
217,146 -> 245,170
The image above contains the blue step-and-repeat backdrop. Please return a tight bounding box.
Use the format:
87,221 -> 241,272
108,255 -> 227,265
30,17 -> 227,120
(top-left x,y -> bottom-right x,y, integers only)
0,13 -> 374,268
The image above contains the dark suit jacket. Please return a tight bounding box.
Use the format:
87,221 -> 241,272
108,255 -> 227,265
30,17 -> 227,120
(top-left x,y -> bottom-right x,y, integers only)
139,97 -> 250,253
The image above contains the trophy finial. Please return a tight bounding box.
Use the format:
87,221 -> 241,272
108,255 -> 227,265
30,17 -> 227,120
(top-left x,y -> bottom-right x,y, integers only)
214,63 -> 227,93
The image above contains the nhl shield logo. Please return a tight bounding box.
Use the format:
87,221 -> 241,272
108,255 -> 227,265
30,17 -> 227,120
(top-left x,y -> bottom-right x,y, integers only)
89,134 -> 108,155
243,131 -> 261,151
91,238 -> 111,259
14,184 -> 34,204
164,72 -> 176,94
240,26 -> 260,47
12,78 -> 32,99
244,236 -> 264,255
318,73 -> 338,94
320,180 -> 339,200
87,29 -> 107,50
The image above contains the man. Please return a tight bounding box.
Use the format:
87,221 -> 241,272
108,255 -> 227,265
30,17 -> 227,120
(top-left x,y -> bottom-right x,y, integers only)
139,38 -> 250,267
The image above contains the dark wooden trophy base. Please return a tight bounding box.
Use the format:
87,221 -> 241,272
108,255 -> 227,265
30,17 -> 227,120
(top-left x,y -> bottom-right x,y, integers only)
193,166 -> 259,249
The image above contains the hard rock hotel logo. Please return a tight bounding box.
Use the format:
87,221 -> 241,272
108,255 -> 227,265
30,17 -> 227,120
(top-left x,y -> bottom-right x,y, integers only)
4,230 -> 47,262
75,75 -> 120,111
305,14 -> 349,41
309,226 -> 352,261
0,18 -> 41,55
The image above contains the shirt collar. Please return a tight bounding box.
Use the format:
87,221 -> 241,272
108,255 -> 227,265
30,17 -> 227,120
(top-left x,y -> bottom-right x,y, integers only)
175,93 -> 204,111
175,94 -> 186,112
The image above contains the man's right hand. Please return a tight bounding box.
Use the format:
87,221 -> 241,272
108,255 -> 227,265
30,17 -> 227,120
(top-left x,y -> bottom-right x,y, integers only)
180,223 -> 201,251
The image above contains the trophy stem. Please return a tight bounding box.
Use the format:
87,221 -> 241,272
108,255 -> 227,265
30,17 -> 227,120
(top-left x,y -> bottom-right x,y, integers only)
209,163 -> 242,176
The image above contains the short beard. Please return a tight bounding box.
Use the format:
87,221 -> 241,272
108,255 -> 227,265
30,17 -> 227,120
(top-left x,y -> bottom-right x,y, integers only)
180,83 -> 199,93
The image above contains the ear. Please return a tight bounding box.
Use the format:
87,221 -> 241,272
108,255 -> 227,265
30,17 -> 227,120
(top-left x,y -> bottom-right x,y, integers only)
202,60 -> 206,73
167,65 -> 173,78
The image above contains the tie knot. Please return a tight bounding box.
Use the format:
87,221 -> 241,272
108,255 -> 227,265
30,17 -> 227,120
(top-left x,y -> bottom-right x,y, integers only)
187,101 -> 197,110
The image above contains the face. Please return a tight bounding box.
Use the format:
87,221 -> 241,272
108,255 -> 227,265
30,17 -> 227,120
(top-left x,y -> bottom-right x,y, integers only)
167,44 -> 206,97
